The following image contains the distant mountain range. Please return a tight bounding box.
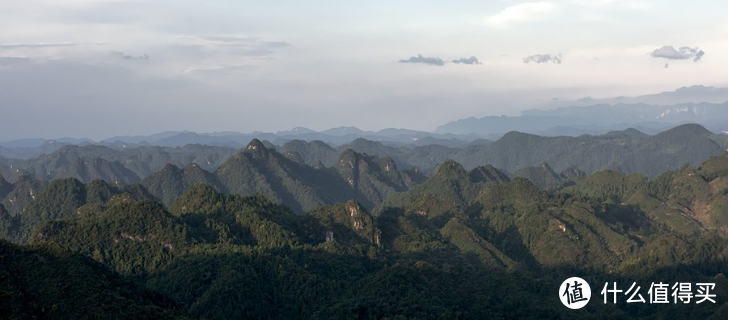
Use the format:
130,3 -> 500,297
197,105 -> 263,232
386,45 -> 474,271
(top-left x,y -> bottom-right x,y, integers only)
1,86 -> 726,160
436,101 -> 727,135
537,85 -> 728,107
437,85 -> 727,135
0,124 -> 725,218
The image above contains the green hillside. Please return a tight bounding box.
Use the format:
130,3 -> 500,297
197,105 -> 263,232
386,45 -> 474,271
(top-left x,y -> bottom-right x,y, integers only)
0,153 -> 724,319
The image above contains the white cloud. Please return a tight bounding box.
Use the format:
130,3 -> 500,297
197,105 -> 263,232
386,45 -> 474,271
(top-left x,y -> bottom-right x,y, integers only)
486,0 -> 650,27
486,2 -> 556,26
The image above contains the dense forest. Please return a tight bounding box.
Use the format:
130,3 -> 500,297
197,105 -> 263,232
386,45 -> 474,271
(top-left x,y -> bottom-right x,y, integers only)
0,139 -> 725,318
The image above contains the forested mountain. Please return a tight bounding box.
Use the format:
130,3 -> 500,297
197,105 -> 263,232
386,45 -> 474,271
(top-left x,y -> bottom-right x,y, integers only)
0,124 -> 726,319
0,174 -> 47,217
141,163 -> 225,206
1,124 -> 725,189
513,162 -> 580,191
1,125 -> 725,219
0,178 -> 152,243
278,139 -> 339,167
0,144 -> 236,182
208,139 -> 422,213
0,152 -> 724,319
272,124 -> 725,176
277,124 -> 726,176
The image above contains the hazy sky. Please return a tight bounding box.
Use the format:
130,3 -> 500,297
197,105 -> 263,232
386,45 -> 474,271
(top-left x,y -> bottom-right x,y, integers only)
0,0 -> 726,140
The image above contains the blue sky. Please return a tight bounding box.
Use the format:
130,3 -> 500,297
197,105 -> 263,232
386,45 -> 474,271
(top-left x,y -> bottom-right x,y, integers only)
0,0 -> 726,139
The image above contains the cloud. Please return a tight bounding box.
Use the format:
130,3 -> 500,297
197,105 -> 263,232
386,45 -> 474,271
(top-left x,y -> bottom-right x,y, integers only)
487,2 -> 555,26
399,54 -> 444,66
523,54 -> 562,64
650,46 -> 704,62
112,51 -> 149,60
0,42 -> 78,49
452,56 -> 481,65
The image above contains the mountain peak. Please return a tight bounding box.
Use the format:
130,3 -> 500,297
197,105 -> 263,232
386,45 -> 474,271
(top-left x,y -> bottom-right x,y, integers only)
337,149 -> 361,169
433,160 -> 468,178
560,167 -> 586,180
0,174 -> 12,198
538,162 -> 555,172
673,85 -> 725,94
313,160 -> 326,169
246,139 -> 266,150
621,128 -> 648,138
659,123 -> 712,137
160,163 -> 182,172
282,151 -> 306,164
183,163 -> 203,172
322,126 -> 367,136
469,165 -> 510,184
276,127 -> 316,135
499,131 -> 539,142
244,139 -> 269,158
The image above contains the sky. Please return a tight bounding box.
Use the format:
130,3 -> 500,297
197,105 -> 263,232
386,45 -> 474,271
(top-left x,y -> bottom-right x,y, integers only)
0,0 -> 726,140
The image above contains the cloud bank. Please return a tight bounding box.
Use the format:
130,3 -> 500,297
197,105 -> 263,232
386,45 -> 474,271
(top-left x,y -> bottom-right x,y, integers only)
452,56 -> 481,65
650,46 -> 704,62
399,54 -> 444,66
523,54 -> 562,64
112,51 -> 150,60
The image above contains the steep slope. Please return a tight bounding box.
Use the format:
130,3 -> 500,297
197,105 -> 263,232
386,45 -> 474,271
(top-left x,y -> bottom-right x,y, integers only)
142,163 -> 225,206
513,162 -> 566,191
306,200 -> 382,253
214,139 -> 354,214
565,154 -> 728,235
279,139 -> 339,167
468,164 -> 511,184
214,140 -> 427,214
0,175 -> 12,199
440,218 -> 517,270
332,149 -> 419,208
380,161 -> 506,221
0,174 -> 47,217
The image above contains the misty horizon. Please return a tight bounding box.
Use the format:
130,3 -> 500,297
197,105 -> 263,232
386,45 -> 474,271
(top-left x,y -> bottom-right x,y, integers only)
1,0 -> 727,141
1,84 -> 727,142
